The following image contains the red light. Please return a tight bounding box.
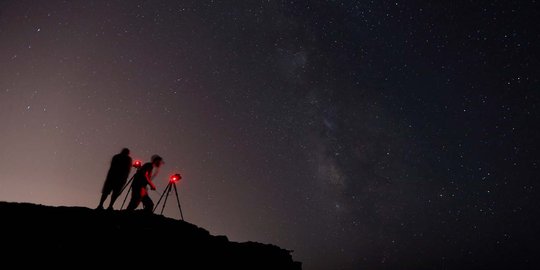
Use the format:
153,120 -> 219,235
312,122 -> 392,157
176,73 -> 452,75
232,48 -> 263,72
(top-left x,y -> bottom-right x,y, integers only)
133,160 -> 142,168
170,173 -> 182,183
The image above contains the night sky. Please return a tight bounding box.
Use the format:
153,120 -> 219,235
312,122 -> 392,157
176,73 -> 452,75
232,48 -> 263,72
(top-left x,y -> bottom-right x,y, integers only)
1,1 -> 539,269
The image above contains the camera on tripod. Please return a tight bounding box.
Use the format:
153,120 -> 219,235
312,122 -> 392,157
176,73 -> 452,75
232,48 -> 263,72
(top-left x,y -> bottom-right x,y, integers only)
153,172 -> 184,220
133,160 -> 142,169
119,160 -> 143,209
170,173 -> 182,183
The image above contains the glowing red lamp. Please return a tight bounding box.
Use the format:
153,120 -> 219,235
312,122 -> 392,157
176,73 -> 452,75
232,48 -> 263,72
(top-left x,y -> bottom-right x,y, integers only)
170,173 -> 182,183
133,160 -> 142,169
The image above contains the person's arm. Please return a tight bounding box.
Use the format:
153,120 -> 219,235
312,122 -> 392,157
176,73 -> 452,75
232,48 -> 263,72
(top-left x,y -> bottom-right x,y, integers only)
145,170 -> 157,190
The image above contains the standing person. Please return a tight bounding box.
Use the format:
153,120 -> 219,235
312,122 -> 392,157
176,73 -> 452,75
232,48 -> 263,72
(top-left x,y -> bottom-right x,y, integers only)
126,154 -> 164,213
97,148 -> 133,210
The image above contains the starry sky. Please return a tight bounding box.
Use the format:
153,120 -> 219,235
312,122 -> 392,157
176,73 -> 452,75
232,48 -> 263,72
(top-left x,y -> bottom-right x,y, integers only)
1,1 -> 539,269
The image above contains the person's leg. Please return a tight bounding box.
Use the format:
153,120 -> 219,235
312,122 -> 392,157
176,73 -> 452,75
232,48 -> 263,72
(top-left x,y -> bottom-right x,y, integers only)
97,186 -> 112,210
98,180 -> 113,209
108,185 -> 123,210
97,192 -> 108,210
126,188 -> 142,211
141,193 -> 154,213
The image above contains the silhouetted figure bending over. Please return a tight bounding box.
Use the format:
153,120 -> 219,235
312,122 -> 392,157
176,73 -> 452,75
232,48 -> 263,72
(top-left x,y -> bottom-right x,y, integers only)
97,148 -> 132,210
126,155 -> 164,213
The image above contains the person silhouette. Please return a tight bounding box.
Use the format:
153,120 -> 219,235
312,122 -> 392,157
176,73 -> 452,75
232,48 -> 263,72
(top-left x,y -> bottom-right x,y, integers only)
97,148 -> 133,210
126,154 -> 164,213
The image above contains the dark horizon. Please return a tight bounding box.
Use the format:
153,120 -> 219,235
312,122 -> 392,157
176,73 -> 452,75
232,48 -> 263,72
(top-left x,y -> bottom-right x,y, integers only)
1,1 -> 538,269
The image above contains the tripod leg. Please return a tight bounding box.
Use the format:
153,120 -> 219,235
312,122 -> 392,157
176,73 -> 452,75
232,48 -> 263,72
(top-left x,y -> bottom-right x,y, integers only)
119,175 -> 135,210
120,186 -> 132,210
153,182 -> 170,213
161,185 -> 171,215
120,174 -> 135,195
173,183 -> 184,220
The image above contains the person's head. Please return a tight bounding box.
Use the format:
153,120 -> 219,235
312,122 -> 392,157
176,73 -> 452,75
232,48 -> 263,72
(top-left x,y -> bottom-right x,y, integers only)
121,148 -> 130,156
151,154 -> 164,168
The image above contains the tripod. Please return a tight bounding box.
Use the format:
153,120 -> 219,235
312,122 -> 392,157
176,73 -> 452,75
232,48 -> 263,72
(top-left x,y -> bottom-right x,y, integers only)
119,174 -> 136,210
118,161 -> 143,210
153,176 -> 184,220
